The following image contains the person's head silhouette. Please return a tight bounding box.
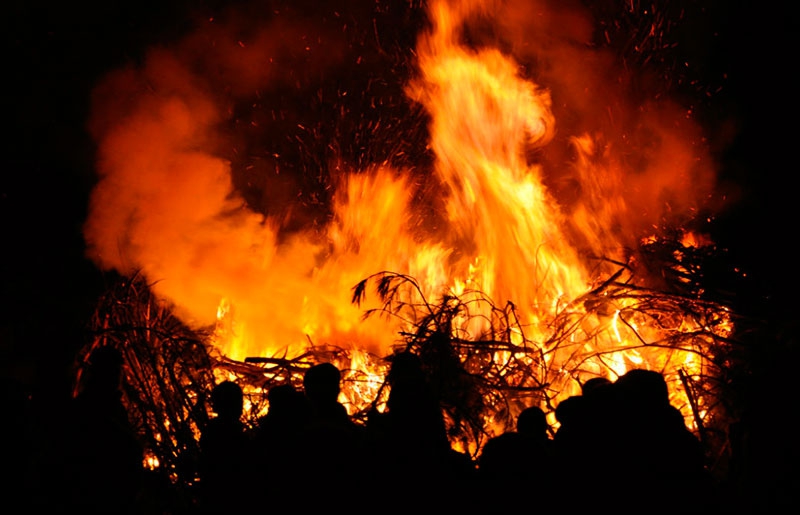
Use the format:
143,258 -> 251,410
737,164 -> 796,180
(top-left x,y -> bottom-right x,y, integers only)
211,380 -> 244,421
303,363 -> 342,406
517,406 -> 548,438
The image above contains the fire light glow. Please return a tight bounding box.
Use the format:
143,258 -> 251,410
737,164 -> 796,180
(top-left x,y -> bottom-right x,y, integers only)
83,0 -> 733,450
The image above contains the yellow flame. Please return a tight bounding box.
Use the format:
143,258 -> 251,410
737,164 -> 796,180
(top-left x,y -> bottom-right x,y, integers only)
85,0 -> 731,438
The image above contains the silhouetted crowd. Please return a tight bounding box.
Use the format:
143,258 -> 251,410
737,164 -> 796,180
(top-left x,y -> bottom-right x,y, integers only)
10,346 -> 796,513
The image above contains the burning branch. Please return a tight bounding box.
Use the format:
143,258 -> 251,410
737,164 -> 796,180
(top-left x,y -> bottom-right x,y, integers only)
81,235 -> 747,484
83,273 -> 218,490
350,240 -> 741,457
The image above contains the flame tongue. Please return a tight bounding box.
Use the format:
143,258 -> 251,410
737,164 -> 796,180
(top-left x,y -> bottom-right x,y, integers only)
409,0 -> 587,316
83,0 -> 724,387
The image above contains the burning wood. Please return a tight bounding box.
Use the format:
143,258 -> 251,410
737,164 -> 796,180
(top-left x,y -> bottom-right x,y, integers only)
74,0 -> 755,498
82,230 -> 744,491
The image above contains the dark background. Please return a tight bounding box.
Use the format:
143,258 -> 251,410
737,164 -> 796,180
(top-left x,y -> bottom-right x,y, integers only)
2,0 -> 794,420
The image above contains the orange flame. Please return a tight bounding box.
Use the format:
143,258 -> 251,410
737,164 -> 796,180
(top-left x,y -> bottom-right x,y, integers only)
83,1 -> 730,434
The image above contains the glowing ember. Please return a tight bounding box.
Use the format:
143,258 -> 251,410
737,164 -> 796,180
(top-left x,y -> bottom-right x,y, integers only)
83,0 -> 733,459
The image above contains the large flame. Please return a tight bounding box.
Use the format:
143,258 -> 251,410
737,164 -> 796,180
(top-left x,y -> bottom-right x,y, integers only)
83,0 -> 728,430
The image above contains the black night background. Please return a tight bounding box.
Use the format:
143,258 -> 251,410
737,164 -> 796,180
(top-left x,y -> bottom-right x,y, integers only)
3,0 -> 797,510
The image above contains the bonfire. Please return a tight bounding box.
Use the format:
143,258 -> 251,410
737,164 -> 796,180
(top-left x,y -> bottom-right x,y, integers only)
75,0 -> 752,493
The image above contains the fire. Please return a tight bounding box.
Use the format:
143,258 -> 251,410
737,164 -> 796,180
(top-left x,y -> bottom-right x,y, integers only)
84,0 -> 733,459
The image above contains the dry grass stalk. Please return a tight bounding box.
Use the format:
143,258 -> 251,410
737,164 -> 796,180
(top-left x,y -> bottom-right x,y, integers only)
81,237 -> 747,486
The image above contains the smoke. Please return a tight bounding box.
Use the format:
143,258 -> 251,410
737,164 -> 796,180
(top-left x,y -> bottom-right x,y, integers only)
485,0 -> 722,243
83,7 -> 357,345
83,0 -> 727,358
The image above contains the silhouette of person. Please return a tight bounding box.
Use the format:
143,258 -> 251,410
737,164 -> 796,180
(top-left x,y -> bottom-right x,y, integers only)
251,382 -> 310,507
300,363 -> 366,504
610,369 -> 714,511
52,346 -> 146,514
303,362 -> 357,434
517,405 -> 553,441
551,376 -> 620,509
198,380 -> 255,514
477,405 -> 559,509
365,351 -> 467,510
552,393 -> 587,454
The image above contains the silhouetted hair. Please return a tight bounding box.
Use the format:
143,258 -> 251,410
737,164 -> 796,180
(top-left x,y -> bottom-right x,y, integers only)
265,383 -> 307,420
581,376 -> 612,396
386,351 -> 425,384
210,381 -> 243,419
554,395 -> 584,426
517,406 -> 548,437
616,368 -> 670,407
303,363 -> 342,404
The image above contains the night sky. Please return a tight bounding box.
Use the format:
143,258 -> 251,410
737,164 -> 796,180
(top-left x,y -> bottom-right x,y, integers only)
2,0 -> 794,401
